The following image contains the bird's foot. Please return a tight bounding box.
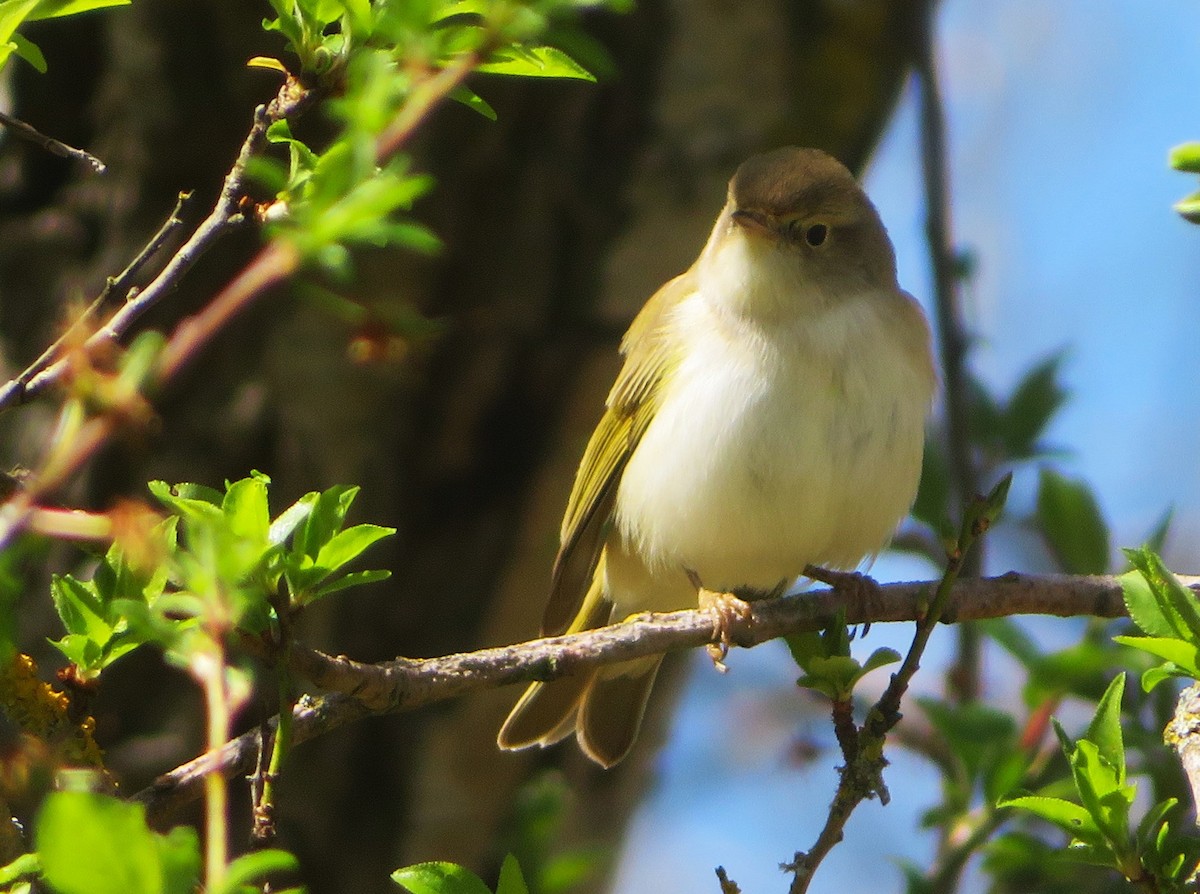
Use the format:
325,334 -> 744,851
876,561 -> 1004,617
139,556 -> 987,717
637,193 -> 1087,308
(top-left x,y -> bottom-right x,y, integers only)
802,565 -> 884,636
687,572 -> 753,673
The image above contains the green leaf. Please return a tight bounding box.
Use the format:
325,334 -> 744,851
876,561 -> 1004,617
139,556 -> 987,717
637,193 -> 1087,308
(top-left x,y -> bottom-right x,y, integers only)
1169,142 -> 1200,173
477,45 -> 595,81
450,84 -> 498,120
269,497 -> 315,547
156,826 -> 203,894
9,31 -> 44,70
1140,662 -> 1187,692
861,647 -> 901,674
783,631 -> 824,672
1122,548 -> 1200,639
312,568 -> 391,599
296,485 -> 359,558
1068,739 -> 1133,852
0,852 -> 40,886
36,791 -> 199,894
1119,569 -> 1177,638
50,574 -> 110,640
391,862 -> 494,894
24,0 -> 129,21
910,435 -> 951,538
1174,191 -> 1200,224
222,474 -> 272,549
1002,352 -> 1069,457
1135,798 -> 1177,853
211,849 -> 299,894
1084,674 -> 1125,784
495,855 -> 529,894
998,795 -> 1100,839
1113,635 -> 1200,679
1036,469 -> 1109,575
921,699 -> 1017,789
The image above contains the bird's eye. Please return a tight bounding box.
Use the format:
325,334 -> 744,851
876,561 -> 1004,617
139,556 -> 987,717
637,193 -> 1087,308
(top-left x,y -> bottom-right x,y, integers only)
805,223 -> 829,247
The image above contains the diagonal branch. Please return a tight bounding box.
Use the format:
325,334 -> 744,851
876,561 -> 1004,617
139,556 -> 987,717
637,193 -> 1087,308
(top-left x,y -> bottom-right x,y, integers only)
0,75 -> 314,414
132,570 -> 1164,829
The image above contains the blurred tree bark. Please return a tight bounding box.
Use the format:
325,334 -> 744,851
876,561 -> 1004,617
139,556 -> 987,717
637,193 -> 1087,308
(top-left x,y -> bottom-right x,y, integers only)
0,1 -> 927,891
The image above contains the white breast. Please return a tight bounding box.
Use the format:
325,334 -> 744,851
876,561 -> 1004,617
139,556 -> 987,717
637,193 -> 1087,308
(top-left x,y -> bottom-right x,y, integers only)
609,287 -> 930,615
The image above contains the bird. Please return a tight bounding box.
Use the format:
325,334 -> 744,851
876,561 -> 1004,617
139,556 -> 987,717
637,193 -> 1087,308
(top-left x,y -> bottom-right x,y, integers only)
498,146 -> 936,768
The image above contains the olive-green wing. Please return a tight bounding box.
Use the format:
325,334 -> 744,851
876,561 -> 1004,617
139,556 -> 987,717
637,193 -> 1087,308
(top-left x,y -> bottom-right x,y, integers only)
540,269 -> 694,636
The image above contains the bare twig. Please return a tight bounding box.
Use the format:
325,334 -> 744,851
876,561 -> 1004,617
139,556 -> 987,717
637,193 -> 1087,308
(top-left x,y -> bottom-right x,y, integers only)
0,109 -> 106,173
0,192 -> 192,411
1,76 -> 312,412
376,50 -> 484,161
131,569 -> 1159,827
786,480 -> 1007,894
912,0 -> 985,705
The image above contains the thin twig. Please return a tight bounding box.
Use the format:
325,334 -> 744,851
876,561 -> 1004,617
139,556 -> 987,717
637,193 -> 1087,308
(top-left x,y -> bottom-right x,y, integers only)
786,479 -> 1008,894
912,0 -> 985,703
3,76 -> 311,412
130,569 -> 1160,827
0,192 -> 192,411
375,50 -> 484,161
0,109 -> 106,173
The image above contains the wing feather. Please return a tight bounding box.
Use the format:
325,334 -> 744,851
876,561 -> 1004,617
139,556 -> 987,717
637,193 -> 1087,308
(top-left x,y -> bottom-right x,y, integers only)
540,269 -> 694,635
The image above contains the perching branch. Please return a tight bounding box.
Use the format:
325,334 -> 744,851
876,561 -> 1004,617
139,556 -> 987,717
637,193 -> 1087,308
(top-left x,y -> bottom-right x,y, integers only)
132,569 -> 1163,829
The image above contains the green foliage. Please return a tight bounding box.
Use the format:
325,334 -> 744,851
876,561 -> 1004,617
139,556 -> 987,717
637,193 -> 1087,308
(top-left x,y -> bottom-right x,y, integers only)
29,790 -> 300,894
918,699 -> 1023,813
910,353 -> 1066,551
971,353 -> 1070,463
1036,468 -> 1110,575
1001,675 -> 1199,892
1115,547 -> 1200,689
1169,142 -> 1200,222
0,0 -> 128,72
35,791 -> 200,894
392,856 -> 528,894
251,0 -> 612,275
46,475 -> 393,679
787,614 -> 900,701
500,772 -> 601,894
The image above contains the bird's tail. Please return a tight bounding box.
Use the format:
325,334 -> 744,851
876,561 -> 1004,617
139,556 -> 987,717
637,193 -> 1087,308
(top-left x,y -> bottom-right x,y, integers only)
497,655 -> 663,769
497,563 -> 663,767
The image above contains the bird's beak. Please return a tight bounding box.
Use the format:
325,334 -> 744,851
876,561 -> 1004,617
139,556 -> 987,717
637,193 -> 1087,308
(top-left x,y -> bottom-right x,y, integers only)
731,208 -> 775,240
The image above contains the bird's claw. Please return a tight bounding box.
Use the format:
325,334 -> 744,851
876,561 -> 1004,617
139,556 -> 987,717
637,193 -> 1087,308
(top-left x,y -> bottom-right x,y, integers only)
697,586 -> 753,673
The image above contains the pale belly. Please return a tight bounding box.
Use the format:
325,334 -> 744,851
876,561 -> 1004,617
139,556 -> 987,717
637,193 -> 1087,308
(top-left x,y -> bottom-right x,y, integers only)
606,301 -> 930,618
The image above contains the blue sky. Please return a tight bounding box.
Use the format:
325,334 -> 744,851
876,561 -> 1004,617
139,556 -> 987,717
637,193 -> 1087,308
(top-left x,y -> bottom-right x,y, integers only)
615,3 -> 1200,892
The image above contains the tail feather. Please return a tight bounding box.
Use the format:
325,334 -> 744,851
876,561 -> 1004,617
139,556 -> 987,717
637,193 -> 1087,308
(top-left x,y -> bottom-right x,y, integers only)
576,657 -> 662,768
497,672 -> 590,750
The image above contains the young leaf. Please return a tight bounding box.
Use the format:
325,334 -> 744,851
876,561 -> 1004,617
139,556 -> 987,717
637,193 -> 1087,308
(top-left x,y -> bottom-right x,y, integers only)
1084,674 -> 1126,784
36,791 -> 199,894
997,795 -> 1100,841
1036,469 -> 1109,575
495,855 -> 529,894
1112,635 -> 1200,681
211,849 -> 300,894
1002,352 -> 1068,458
477,45 -> 595,80
392,862 -> 494,894
1122,548 -> 1200,639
